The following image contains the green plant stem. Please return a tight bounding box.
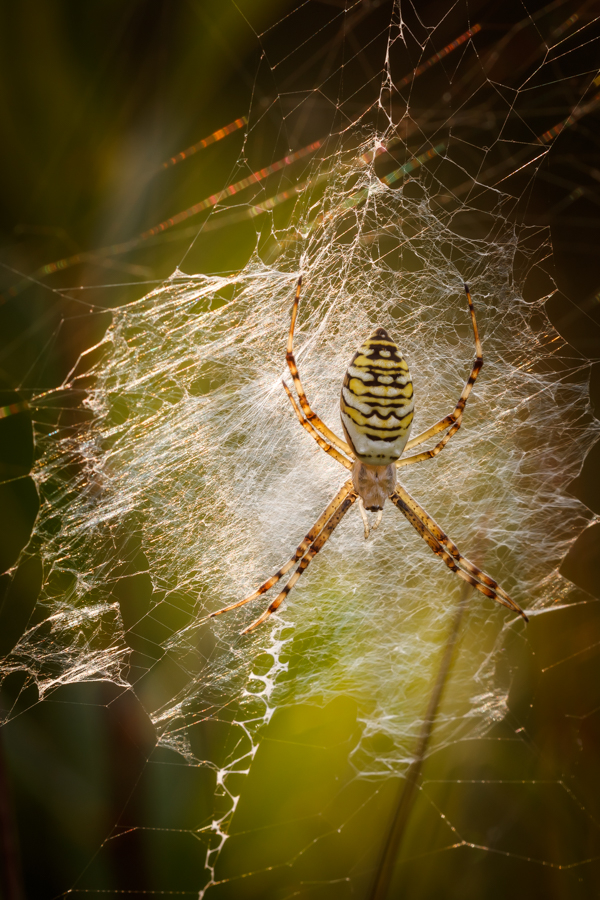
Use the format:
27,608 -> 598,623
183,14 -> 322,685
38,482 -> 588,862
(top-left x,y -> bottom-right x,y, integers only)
369,584 -> 470,900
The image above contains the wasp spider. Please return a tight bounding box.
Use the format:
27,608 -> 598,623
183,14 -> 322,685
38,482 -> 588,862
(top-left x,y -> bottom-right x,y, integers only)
212,277 -> 528,633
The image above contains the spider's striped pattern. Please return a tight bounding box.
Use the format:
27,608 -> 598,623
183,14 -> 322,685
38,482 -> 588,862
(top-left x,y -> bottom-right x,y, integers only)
212,277 -> 528,633
340,328 -> 414,465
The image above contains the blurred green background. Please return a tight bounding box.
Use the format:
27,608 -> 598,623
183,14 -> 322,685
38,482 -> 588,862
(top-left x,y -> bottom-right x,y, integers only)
1,1 -> 600,898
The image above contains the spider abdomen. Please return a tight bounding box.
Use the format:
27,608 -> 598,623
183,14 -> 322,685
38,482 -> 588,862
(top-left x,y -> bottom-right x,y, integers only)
340,327 -> 414,465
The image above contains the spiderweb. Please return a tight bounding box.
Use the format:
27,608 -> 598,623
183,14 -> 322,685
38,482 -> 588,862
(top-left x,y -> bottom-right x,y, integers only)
2,1 -> 600,897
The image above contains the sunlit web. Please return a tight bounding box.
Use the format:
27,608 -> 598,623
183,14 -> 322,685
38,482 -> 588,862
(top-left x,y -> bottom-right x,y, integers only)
2,2 -> 600,897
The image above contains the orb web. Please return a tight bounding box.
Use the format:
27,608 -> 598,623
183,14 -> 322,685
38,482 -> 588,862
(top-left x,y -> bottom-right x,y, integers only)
8,131 -> 596,837
1,2 -> 600,895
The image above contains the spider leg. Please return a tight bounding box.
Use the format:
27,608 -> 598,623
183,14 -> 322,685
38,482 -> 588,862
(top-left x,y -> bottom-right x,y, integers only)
210,479 -> 354,618
242,489 -> 358,633
392,483 -> 516,603
282,380 -> 353,470
389,488 -> 528,621
402,284 -> 482,455
286,275 -> 352,456
396,418 -> 462,468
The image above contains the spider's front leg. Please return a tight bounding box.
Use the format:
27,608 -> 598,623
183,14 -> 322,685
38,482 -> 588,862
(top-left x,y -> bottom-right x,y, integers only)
399,284 -> 482,466
285,276 -> 353,457
282,380 -> 353,471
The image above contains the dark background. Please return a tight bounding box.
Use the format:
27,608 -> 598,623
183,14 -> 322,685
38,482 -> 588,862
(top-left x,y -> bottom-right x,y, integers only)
1,1 -> 600,897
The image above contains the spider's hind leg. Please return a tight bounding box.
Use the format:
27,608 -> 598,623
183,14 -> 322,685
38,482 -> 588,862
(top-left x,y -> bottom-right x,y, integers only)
242,488 -> 358,633
390,486 -> 528,622
210,479 -> 354,622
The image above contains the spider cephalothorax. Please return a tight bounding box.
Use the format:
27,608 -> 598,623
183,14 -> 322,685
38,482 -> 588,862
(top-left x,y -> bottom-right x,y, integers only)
351,461 -> 396,512
212,276 -> 528,633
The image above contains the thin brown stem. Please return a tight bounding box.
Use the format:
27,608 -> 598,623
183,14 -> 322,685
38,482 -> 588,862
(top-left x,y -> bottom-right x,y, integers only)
0,732 -> 25,900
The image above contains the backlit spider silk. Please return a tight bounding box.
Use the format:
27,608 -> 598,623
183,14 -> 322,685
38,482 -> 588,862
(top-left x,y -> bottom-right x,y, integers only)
10,137 -> 597,775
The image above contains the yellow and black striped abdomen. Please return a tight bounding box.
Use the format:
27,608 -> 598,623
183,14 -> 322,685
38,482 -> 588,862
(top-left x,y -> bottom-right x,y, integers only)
340,327 -> 414,465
